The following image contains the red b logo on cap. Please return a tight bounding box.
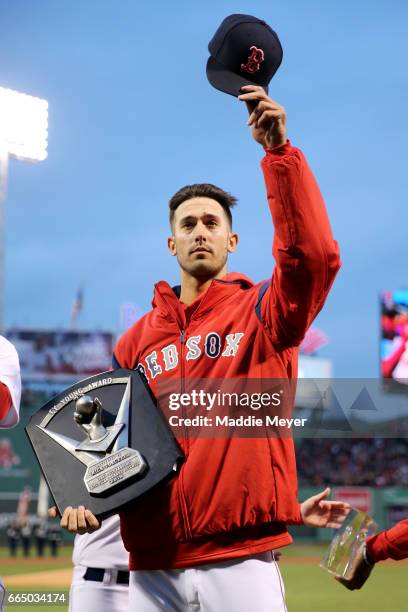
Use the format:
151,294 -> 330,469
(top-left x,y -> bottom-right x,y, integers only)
241,46 -> 265,74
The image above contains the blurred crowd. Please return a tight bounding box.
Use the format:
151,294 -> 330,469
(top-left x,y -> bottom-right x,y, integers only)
296,438 -> 408,487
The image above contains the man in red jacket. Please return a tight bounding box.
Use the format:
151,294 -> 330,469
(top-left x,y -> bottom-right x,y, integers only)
59,85 -> 344,610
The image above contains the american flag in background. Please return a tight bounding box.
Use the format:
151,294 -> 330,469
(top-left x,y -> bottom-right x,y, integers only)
70,287 -> 83,328
300,326 -> 329,355
16,486 -> 31,527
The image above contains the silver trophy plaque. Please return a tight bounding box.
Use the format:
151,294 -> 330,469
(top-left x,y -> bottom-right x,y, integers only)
37,385 -> 147,495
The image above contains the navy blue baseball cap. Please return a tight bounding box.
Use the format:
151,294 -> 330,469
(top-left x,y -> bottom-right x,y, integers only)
207,14 -> 283,97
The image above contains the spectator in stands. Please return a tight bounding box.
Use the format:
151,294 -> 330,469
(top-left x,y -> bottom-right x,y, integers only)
296,438 -> 408,487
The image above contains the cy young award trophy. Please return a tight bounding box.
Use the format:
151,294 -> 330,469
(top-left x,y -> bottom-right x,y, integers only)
26,369 -> 183,519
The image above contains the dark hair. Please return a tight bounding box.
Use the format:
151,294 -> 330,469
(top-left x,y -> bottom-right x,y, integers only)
169,183 -> 237,228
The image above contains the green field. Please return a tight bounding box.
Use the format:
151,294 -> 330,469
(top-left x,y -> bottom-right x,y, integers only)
1,546 -> 71,611
280,545 -> 407,612
0,544 -> 406,611
0,545 -> 72,576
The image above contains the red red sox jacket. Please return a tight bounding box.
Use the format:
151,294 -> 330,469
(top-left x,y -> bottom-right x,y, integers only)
113,141 -> 341,570
366,518 -> 408,562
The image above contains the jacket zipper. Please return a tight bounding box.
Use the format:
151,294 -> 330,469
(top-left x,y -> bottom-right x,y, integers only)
179,329 -> 186,438
178,328 -> 193,540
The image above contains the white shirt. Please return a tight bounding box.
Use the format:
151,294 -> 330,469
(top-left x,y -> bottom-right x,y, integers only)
0,336 -> 21,429
72,515 -> 128,570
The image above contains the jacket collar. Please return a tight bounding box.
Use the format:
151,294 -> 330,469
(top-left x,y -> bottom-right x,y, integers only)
152,273 -> 254,327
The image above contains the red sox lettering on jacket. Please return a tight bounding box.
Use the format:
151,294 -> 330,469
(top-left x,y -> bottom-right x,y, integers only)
137,331 -> 245,383
114,141 -> 341,570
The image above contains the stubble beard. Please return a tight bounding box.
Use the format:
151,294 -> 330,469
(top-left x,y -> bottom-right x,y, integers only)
178,251 -> 228,283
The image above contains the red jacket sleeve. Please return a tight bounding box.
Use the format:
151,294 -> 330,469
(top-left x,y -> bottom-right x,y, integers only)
0,382 -> 12,421
366,518 -> 408,562
259,141 -> 341,348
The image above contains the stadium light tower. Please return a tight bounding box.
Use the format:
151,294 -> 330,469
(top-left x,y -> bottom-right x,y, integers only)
0,86 -> 48,331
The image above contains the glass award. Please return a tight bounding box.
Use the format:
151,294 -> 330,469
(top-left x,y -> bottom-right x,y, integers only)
320,508 -> 377,579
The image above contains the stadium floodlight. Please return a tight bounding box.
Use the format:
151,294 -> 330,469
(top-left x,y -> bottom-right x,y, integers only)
0,86 -> 49,331
0,86 -> 48,162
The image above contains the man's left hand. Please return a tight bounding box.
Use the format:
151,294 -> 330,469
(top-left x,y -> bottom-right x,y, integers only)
238,85 -> 286,148
301,487 -> 351,528
48,505 -> 101,535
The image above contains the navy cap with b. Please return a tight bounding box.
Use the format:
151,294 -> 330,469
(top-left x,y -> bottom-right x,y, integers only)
206,14 -> 283,97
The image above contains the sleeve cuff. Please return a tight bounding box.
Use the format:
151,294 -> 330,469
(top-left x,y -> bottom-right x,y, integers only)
366,532 -> 388,563
289,502 -> 304,525
263,139 -> 295,160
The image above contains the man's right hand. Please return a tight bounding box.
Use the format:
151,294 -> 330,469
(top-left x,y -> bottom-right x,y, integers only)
48,505 -> 101,535
238,85 -> 287,149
